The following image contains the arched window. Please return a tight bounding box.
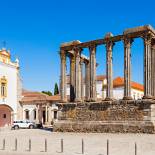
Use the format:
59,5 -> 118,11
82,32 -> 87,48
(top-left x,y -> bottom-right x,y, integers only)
25,109 -> 29,120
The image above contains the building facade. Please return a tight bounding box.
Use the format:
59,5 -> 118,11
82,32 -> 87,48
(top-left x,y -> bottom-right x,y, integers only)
20,90 -> 60,125
0,48 -> 22,127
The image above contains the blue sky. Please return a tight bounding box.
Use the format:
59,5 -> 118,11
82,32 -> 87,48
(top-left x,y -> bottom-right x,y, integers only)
0,0 -> 155,93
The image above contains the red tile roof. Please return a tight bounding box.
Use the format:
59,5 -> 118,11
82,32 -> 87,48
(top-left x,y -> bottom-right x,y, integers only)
113,77 -> 144,91
47,95 -> 61,101
21,90 -> 60,104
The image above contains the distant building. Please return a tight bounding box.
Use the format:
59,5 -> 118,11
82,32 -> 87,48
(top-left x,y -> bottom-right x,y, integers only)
0,48 -> 22,127
66,75 -> 144,100
20,90 -> 60,125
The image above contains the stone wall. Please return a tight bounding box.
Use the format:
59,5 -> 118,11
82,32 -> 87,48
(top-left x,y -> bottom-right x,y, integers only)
54,100 -> 155,133
54,120 -> 155,133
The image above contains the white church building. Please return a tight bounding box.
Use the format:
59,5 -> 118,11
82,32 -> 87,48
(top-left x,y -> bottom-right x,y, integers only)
0,48 -> 22,127
0,48 -> 60,127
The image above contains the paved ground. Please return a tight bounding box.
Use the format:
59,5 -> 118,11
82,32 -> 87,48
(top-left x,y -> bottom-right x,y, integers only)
0,129 -> 155,155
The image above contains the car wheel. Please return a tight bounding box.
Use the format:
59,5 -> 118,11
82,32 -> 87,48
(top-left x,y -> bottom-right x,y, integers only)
29,125 -> 34,129
14,125 -> 19,130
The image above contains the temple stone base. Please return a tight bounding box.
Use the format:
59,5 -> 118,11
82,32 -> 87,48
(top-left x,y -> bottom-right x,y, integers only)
54,100 -> 155,133
53,120 -> 155,133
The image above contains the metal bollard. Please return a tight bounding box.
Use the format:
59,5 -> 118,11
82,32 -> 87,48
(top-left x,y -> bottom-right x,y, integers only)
107,139 -> 109,155
82,139 -> 84,154
135,142 -> 137,155
61,139 -> 63,153
1,139 -> 5,150
45,139 -> 47,152
14,138 -> 17,151
28,139 -> 31,152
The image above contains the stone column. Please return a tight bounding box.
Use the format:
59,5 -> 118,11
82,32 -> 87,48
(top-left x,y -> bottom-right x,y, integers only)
143,34 -> 152,99
151,43 -> 155,97
81,61 -> 84,101
89,45 -> 97,102
38,105 -> 42,124
48,106 -> 52,125
105,41 -> 114,100
45,105 -> 48,124
75,48 -> 82,102
36,104 -> 39,123
123,37 -> 133,100
60,50 -> 67,102
70,55 -> 75,102
85,61 -> 90,101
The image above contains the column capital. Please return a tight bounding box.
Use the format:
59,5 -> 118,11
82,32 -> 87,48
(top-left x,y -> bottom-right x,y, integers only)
142,33 -> 154,45
73,47 -> 83,52
143,37 -> 152,46
106,41 -> 115,51
73,47 -> 82,57
89,44 -> 96,54
60,50 -> 66,59
123,37 -> 133,48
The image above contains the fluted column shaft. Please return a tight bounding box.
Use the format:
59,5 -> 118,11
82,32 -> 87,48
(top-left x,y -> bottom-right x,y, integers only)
70,55 -> 75,102
143,34 -> 152,99
105,41 -> 114,100
151,43 -> 155,97
60,50 -> 67,102
75,48 -> 82,102
89,45 -> 97,102
85,62 -> 90,101
80,61 -> 84,101
123,38 -> 132,100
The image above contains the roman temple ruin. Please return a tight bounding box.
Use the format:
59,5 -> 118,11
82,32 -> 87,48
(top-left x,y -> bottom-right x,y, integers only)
54,25 -> 155,133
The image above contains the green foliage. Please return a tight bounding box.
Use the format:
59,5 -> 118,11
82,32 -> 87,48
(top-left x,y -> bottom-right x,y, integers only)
41,91 -> 52,96
54,83 -> 59,95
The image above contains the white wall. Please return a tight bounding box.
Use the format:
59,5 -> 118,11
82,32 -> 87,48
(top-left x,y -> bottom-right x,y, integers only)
131,88 -> 144,100
23,103 -> 59,122
0,62 -> 20,120
23,105 -> 36,121
113,87 -> 124,100
96,81 -> 103,98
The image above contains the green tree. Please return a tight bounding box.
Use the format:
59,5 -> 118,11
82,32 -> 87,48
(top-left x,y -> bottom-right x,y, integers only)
54,83 -> 59,95
41,91 -> 52,96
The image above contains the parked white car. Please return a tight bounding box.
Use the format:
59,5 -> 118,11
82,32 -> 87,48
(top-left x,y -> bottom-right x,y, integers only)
12,120 -> 35,130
